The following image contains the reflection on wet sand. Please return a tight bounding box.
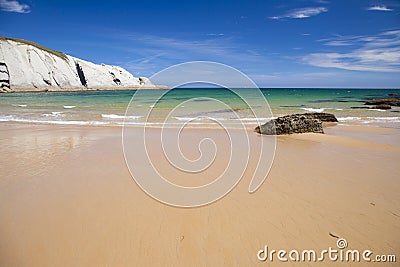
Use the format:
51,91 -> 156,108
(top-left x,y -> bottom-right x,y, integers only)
0,124 -> 116,179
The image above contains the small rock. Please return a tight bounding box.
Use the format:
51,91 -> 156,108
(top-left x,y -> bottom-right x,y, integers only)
351,106 -> 370,109
329,232 -> 340,238
372,104 -> 391,110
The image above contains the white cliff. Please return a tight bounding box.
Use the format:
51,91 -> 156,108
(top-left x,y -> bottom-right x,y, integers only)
0,37 -> 163,92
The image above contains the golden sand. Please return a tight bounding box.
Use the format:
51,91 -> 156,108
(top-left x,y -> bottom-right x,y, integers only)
0,123 -> 399,266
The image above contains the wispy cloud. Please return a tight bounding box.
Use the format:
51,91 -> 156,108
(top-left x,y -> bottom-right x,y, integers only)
0,0 -> 30,13
303,30 -> 400,72
205,33 -> 225,36
106,32 -> 267,76
324,40 -> 353,46
313,0 -> 330,3
270,7 -> 327,20
367,5 -> 393,11
319,35 -> 364,46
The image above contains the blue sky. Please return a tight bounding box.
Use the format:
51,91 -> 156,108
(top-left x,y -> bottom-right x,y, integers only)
0,0 -> 399,88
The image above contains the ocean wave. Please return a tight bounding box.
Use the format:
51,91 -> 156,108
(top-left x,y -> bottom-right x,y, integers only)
101,114 -> 142,120
337,117 -> 362,122
0,117 -> 244,127
2,114 -> 399,127
42,112 -> 64,117
301,107 -> 325,112
0,115 -> 108,125
12,104 -> 28,107
368,108 -> 387,112
173,116 -> 227,121
232,117 -> 273,121
338,116 -> 400,123
63,105 -> 76,109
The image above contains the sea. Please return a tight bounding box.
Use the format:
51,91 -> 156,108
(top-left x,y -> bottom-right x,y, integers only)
1,88 -> 399,129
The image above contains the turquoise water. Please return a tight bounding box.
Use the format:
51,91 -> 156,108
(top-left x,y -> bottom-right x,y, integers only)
1,88 -> 399,128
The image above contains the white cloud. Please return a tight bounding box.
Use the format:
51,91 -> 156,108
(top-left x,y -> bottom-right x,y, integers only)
270,7 -> 327,20
318,35 -> 364,46
303,30 -> 400,72
0,0 -> 30,13
107,32 -> 268,76
205,33 -> 225,36
303,50 -> 400,72
324,40 -> 353,46
367,5 -> 393,11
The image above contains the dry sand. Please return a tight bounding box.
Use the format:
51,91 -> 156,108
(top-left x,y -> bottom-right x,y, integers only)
0,123 -> 399,266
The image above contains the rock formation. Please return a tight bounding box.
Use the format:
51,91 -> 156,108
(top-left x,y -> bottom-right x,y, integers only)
364,98 -> 400,107
255,112 -> 338,135
301,112 -> 338,123
372,104 -> 391,110
0,62 -> 11,92
0,36 -> 167,92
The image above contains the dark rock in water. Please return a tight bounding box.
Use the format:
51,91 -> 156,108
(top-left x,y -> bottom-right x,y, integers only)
388,93 -> 398,97
373,104 -> 391,110
308,99 -> 334,103
255,112 -> 338,135
351,106 -> 370,109
305,112 -> 338,122
365,98 -> 400,106
280,104 -> 306,108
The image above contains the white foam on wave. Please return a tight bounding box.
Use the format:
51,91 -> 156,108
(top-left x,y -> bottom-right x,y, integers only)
0,115 -> 17,122
13,104 -> 28,107
233,117 -> 273,121
101,114 -> 141,120
63,105 -> 76,109
337,117 -> 362,122
173,116 -> 227,121
338,116 -> 400,123
301,107 -> 325,113
42,111 -> 64,117
174,117 -> 201,121
368,108 -> 387,112
0,115 -> 110,125
371,117 -> 400,121
2,112 -> 399,127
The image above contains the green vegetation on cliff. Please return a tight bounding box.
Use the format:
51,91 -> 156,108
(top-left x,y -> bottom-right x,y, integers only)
0,36 -> 68,61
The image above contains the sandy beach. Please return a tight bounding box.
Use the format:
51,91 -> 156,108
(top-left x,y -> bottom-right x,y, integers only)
2,0 -> 399,265
0,122 -> 399,266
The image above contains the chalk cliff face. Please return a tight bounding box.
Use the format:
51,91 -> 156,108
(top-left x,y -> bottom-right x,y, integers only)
0,37 -> 160,92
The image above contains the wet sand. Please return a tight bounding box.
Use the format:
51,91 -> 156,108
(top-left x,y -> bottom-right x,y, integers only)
0,123 -> 399,266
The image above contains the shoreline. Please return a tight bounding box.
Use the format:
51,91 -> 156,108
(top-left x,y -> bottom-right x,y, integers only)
1,119 -> 399,130
1,85 -> 170,93
1,87 -> 398,94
